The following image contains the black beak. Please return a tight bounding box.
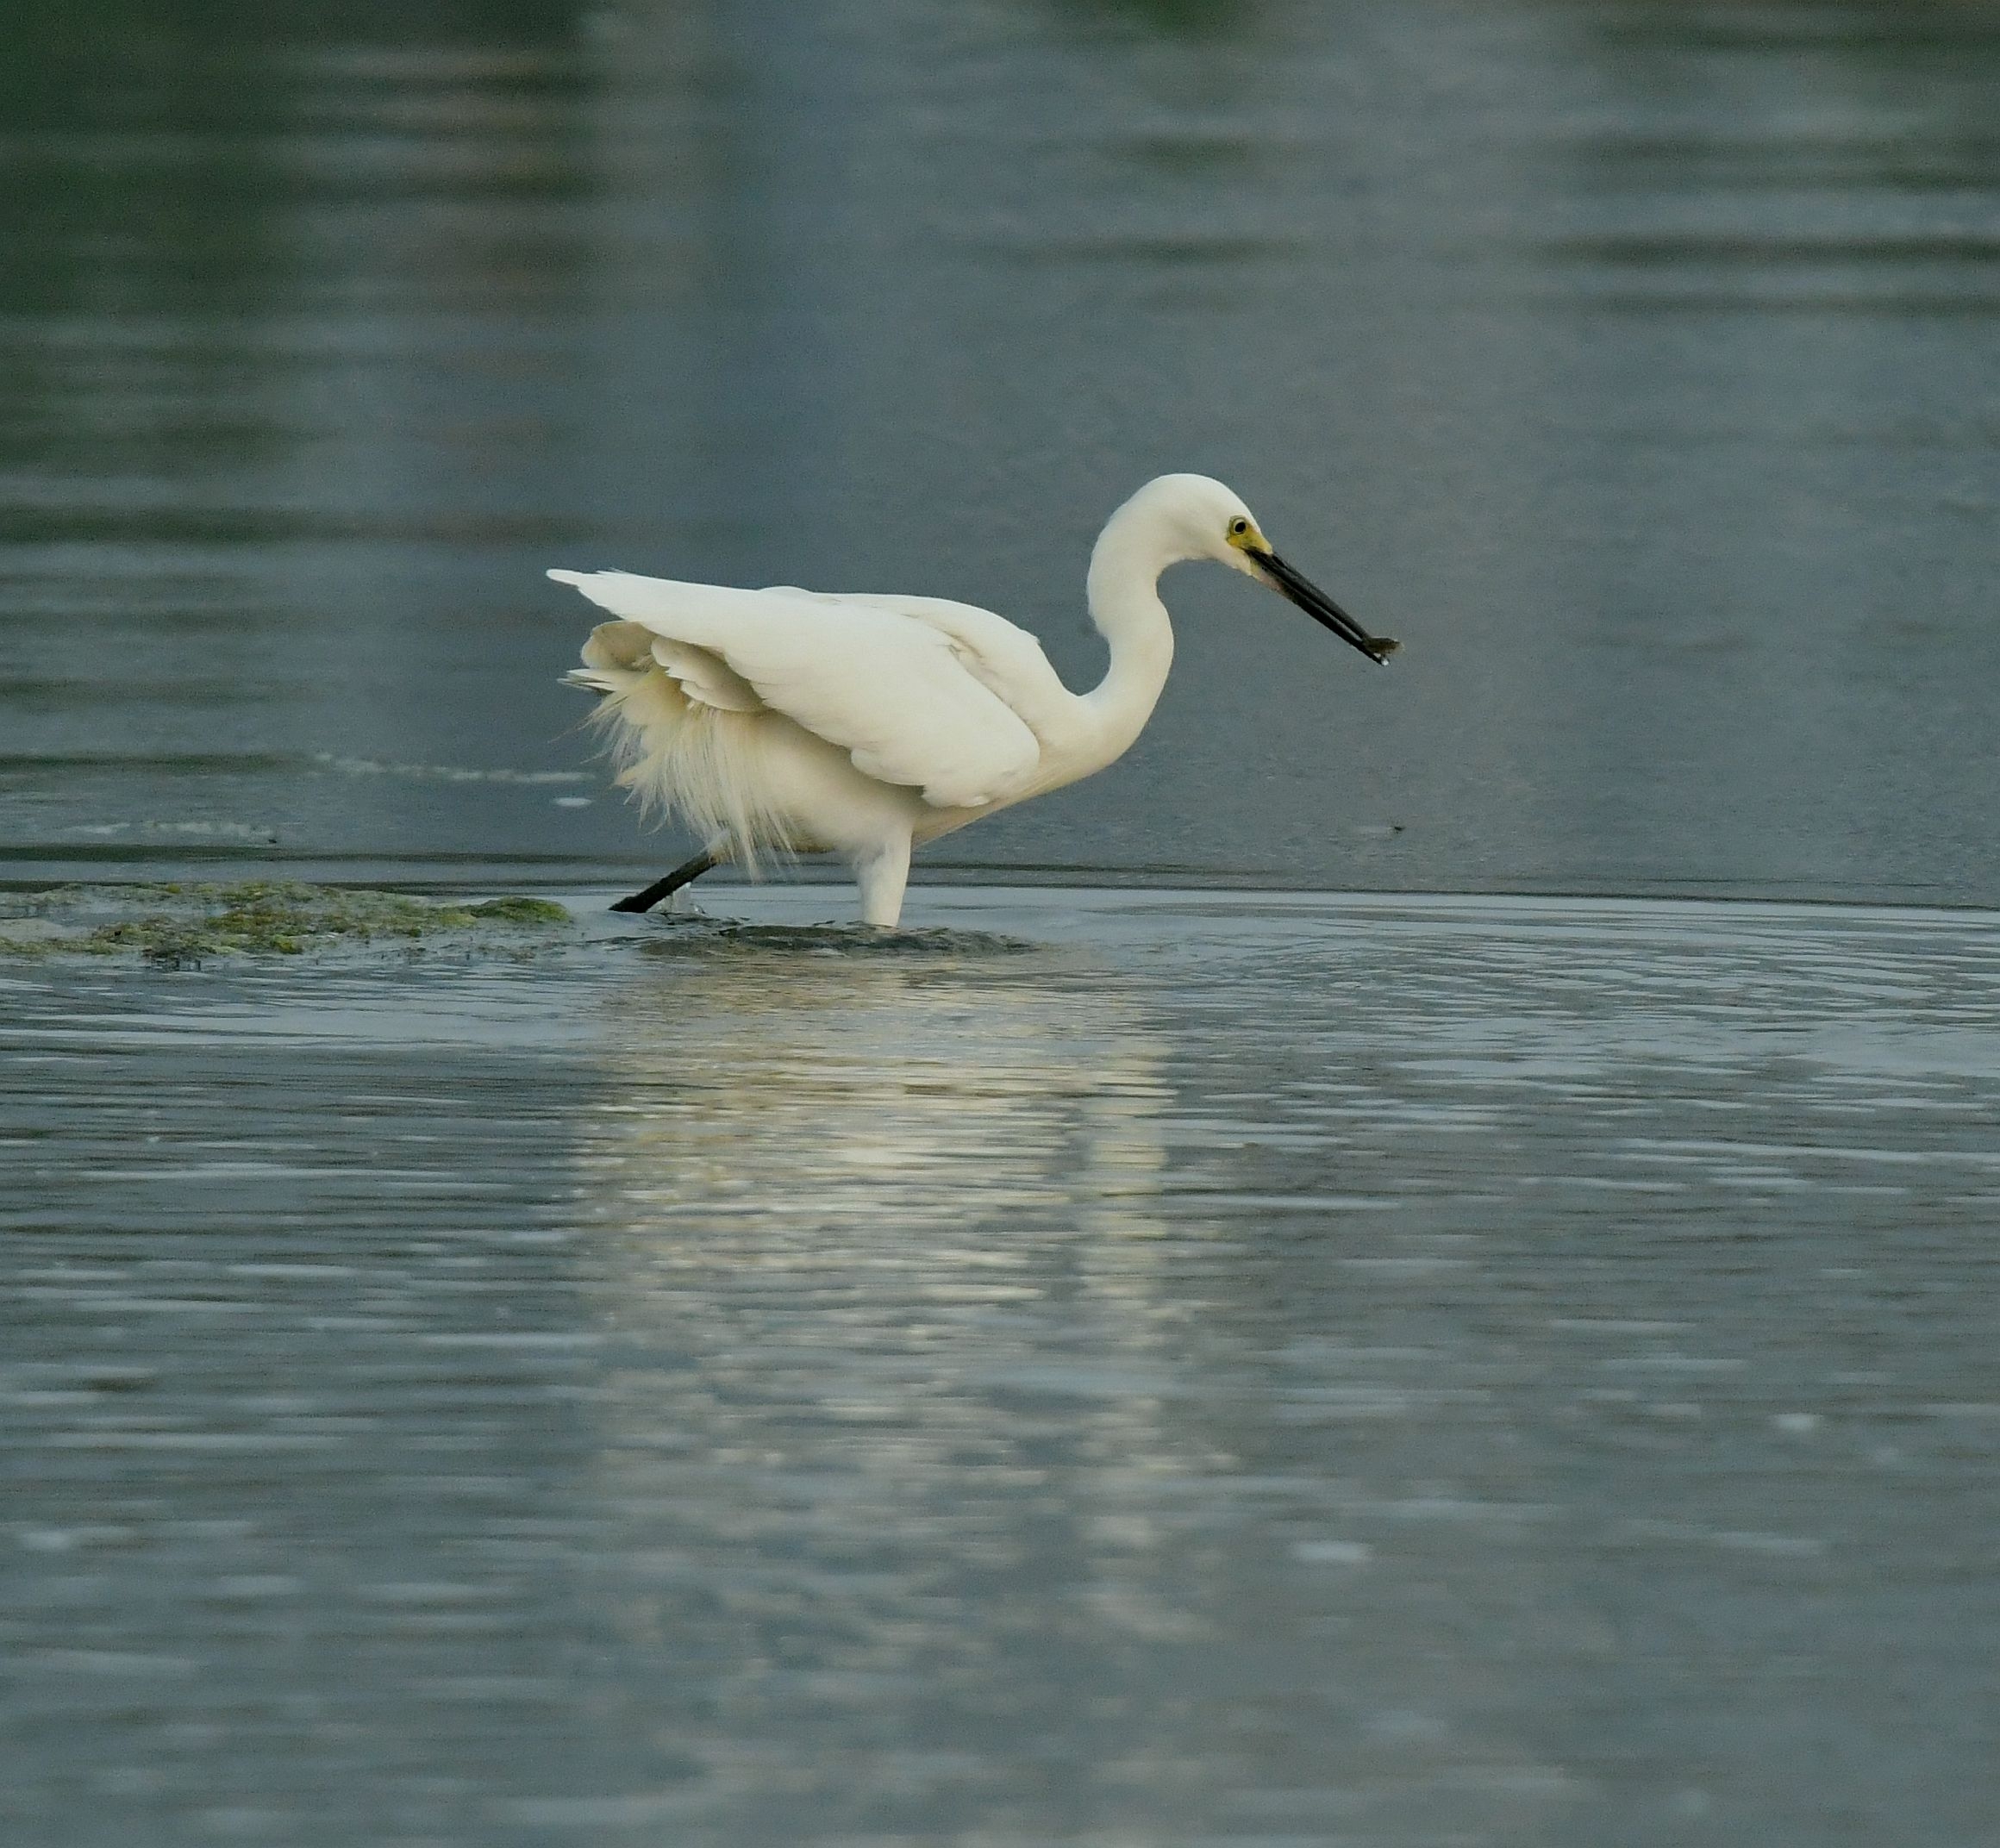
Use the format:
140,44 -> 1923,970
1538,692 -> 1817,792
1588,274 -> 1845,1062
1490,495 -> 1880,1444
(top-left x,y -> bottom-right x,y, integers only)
1253,549 -> 1398,665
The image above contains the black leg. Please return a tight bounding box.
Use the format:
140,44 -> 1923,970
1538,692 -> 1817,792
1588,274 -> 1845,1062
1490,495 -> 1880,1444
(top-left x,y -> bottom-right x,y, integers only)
609,850 -> 719,915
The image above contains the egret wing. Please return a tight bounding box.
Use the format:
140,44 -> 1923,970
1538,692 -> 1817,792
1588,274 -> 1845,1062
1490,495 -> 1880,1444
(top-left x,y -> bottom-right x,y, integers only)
647,638 -> 762,712
548,571 -> 1042,808
771,590 -> 1076,743
563,621 -> 758,712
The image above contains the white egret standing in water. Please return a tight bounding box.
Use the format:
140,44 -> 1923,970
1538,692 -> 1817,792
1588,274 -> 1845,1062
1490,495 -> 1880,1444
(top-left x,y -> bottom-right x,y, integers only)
552,473 -> 1397,927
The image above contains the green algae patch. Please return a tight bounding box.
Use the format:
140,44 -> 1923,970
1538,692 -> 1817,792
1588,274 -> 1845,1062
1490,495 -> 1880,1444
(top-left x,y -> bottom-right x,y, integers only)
2,883 -> 572,964
465,896 -> 571,926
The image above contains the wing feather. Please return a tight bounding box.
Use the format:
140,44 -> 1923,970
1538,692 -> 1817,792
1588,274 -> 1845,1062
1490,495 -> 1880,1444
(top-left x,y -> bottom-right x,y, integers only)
772,589 -> 1076,740
649,638 -> 763,713
548,571 -> 1043,808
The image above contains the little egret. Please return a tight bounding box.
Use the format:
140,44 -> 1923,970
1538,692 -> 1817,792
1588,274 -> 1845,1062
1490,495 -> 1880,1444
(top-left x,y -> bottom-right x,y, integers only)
552,472 -> 1396,927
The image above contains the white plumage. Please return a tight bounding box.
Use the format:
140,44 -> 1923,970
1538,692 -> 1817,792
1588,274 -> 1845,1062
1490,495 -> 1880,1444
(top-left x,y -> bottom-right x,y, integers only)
552,472 -> 1396,927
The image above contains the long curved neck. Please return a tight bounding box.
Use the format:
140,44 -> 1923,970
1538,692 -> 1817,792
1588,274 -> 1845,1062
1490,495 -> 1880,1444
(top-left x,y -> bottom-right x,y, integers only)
1078,496 -> 1179,765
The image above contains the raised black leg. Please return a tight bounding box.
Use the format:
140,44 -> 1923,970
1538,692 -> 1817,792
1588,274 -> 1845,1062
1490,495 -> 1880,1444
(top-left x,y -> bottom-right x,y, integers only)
609,850 -> 719,915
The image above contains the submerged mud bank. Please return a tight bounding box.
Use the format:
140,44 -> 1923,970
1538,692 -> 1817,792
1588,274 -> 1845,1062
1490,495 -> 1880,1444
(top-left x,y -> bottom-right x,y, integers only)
0,882 -> 572,963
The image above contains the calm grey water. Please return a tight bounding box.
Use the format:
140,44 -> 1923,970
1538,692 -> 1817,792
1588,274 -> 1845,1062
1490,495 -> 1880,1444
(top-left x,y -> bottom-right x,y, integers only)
4,889 -> 2000,1845
6,4 -> 2000,1845
3,0 -> 1998,899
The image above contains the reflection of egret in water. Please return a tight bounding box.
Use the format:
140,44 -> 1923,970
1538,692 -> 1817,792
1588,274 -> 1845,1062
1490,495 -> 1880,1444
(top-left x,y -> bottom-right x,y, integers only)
562,935 -> 1232,1812
578,934 -> 1172,1241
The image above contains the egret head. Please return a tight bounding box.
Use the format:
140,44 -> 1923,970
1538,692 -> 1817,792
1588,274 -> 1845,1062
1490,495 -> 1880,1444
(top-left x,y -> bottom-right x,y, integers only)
1136,473 -> 1398,665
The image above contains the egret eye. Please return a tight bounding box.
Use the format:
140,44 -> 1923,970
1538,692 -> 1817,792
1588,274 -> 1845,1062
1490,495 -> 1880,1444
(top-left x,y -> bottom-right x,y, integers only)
1228,516 -> 1250,540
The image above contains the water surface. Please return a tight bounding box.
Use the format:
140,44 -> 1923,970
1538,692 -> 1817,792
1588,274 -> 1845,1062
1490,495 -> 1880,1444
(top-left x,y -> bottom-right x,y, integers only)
5,6 -> 1999,1842
4,889 -> 1997,1845
3,0 -> 1997,900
